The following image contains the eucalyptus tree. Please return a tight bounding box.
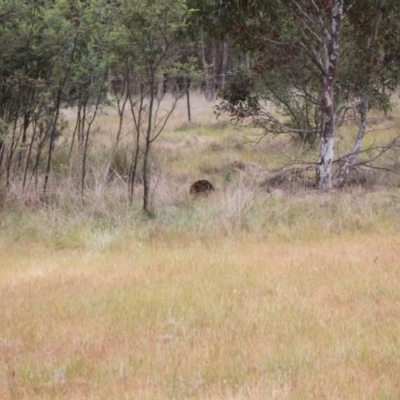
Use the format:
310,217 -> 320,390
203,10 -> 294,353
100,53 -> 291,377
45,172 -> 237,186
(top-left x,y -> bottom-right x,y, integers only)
187,0 -> 233,100
0,0 -> 50,188
197,0 -> 400,189
108,0 -> 193,212
59,0 -> 111,197
0,0 -> 94,192
40,0 -> 86,193
333,1 -> 400,185
0,0 -> 114,196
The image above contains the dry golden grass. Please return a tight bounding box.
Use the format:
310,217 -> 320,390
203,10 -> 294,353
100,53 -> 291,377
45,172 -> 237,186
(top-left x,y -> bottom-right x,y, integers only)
2,91 -> 400,399
1,231 -> 400,399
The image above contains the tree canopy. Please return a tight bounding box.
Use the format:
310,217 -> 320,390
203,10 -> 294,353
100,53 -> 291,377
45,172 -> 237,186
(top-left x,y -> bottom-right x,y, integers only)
1,0 -> 400,209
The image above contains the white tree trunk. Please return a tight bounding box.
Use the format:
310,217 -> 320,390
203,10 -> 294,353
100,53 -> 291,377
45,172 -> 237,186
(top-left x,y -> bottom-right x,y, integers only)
333,101 -> 367,187
333,10 -> 382,187
317,136 -> 335,191
316,0 -> 343,190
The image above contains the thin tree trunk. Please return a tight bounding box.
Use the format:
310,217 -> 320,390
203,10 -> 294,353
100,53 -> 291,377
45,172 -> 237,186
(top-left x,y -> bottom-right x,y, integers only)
22,117 -> 39,191
116,91 -> 128,144
6,96 -> 22,188
81,69 -> 108,199
206,38 -> 217,101
219,39 -> 228,90
333,10 -> 382,186
199,29 -> 207,70
186,78 -> 191,122
143,73 -> 155,213
68,102 -> 82,161
44,38 -> 78,194
0,141 -> 4,176
18,112 -> 31,168
79,102 -> 88,147
316,0 -> 343,191
115,66 -> 130,144
128,78 -> 144,202
129,128 -> 141,202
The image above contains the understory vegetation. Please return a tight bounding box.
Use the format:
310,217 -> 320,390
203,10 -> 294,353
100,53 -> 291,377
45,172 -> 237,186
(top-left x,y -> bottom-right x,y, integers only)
1,94 -> 400,399
1,92 -> 400,245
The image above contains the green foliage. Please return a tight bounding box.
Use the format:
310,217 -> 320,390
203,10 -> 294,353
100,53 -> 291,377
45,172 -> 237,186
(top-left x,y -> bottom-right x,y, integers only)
192,0 -> 400,184
1,0 -> 400,198
217,68 -> 320,145
220,69 -> 259,108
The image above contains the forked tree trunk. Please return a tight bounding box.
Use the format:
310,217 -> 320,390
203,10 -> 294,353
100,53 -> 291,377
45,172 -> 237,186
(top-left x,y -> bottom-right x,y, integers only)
116,77 -> 129,144
333,10 -> 382,187
128,81 -> 143,203
81,69 -> 107,199
316,0 -> 343,191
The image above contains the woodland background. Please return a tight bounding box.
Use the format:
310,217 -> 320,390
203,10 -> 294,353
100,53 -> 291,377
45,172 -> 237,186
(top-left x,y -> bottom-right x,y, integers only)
2,0 -> 400,212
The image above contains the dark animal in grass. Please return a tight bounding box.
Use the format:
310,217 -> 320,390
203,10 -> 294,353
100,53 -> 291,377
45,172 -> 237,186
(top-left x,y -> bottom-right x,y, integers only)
190,180 -> 215,196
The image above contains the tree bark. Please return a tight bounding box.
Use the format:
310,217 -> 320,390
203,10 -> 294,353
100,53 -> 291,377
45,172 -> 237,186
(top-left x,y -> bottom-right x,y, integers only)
186,78 -> 191,122
143,72 -> 155,213
219,39 -> 228,90
316,0 -> 343,191
199,29 -> 207,70
128,80 -> 143,203
208,38 -> 217,101
333,9 -> 382,186
44,38 -> 77,194
116,74 -> 129,144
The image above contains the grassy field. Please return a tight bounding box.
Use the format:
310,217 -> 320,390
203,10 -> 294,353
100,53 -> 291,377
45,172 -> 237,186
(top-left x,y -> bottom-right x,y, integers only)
1,93 -> 400,399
